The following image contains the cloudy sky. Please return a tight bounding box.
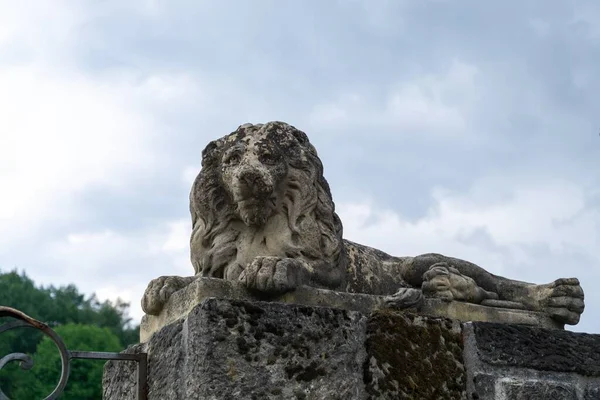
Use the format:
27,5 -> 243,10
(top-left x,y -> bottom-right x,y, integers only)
1,0 -> 598,333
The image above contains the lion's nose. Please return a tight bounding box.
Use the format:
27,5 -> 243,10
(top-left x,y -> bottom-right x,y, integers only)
239,170 -> 260,187
238,169 -> 272,196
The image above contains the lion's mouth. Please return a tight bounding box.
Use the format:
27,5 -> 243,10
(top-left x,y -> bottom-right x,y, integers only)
236,197 -> 276,227
235,195 -> 277,208
238,198 -> 262,207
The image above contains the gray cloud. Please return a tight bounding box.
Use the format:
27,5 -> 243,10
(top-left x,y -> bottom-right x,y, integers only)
1,1 -> 598,329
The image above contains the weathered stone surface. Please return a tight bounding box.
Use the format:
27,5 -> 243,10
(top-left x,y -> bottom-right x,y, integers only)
470,374 -> 583,400
140,277 -> 561,342
365,310 -> 466,399
463,322 -> 600,400
142,121 -> 584,327
108,300 -> 600,400
472,322 -> 600,376
102,343 -> 148,399
107,298 -> 368,399
584,385 -> 600,400
470,373 -> 497,400
499,379 -> 577,399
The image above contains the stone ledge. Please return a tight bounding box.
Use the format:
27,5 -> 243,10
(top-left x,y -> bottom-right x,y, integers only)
140,278 -> 562,342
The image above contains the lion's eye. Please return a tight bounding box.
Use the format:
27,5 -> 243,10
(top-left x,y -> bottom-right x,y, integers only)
224,153 -> 241,165
259,153 -> 278,165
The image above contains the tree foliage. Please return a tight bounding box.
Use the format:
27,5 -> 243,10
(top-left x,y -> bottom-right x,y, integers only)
0,269 -> 139,399
10,324 -> 122,400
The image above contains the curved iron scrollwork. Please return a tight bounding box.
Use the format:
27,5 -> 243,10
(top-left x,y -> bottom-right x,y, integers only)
0,306 -> 147,400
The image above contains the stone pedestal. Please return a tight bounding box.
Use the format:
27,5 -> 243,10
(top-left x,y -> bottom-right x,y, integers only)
103,283 -> 598,399
104,298 -> 469,399
106,298 -> 369,399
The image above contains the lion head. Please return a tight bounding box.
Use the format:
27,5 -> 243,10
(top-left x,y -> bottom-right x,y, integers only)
189,122 -> 344,283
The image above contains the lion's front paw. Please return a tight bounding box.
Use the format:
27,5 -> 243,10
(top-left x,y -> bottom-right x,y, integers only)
528,278 -> 585,325
422,262 -> 498,304
141,275 -> 195,315
239,257 -> 307,294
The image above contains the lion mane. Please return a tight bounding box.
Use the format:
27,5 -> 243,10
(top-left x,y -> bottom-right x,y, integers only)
189,122 -> 345,286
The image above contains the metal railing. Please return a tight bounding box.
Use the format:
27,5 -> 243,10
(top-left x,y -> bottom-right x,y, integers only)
0,306 -> 147,400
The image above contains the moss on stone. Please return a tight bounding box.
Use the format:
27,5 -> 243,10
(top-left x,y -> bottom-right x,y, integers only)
365,309 -> 466,399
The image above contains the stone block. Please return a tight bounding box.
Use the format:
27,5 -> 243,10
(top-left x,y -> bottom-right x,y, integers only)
463,322 -> 600,400
364,310 -> 467,399
471,322 -> 600,376
106,298 -> 368,400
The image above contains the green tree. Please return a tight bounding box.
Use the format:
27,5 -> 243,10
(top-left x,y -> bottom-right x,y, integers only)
0,271 -> 49,357
10,324 -> 122,400
0,270 -> 139,398
0,270 -> 139,349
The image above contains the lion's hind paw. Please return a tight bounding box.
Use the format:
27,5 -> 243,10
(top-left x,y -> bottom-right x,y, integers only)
422,262 -> 498,304
534,277 -> 585,325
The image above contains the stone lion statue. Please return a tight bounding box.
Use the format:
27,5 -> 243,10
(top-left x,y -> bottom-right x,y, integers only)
142,121 -> 584,325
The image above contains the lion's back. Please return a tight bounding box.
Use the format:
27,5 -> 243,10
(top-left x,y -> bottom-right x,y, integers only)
342,239 -> 410,295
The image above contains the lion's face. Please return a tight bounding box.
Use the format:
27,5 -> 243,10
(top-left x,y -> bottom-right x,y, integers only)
219,131 -> 288,227
190,121 -> 344,281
